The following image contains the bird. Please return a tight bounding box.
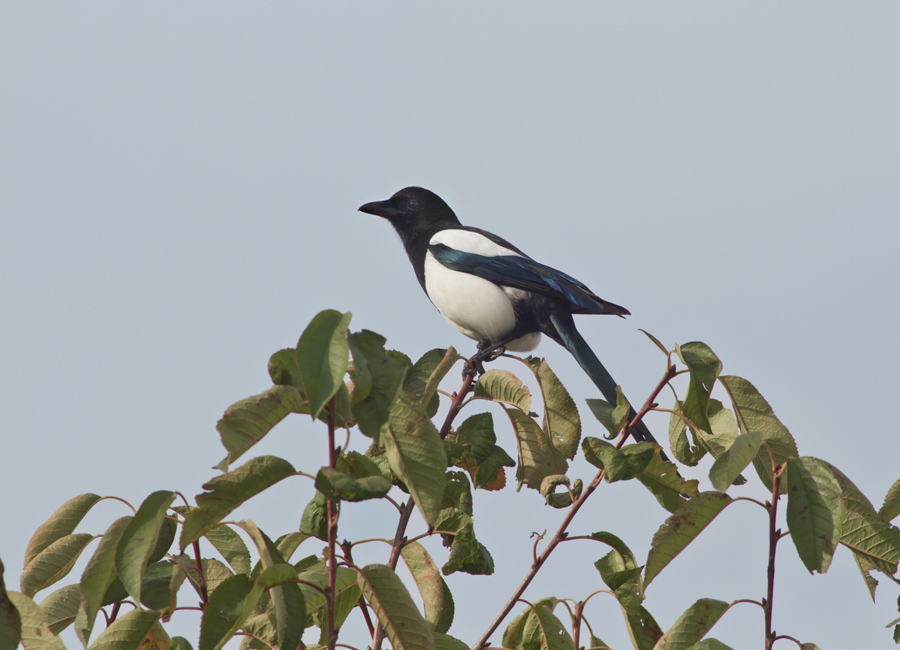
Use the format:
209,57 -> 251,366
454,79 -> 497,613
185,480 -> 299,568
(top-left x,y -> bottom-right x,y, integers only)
359,186 -> 659,447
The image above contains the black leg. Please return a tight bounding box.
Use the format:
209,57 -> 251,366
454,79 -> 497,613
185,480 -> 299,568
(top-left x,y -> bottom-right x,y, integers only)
464,339 -> 512,377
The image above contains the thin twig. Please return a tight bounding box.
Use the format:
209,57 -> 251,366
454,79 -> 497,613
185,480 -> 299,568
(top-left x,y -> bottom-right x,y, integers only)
764,464 -> 785,650
191,540 -> 209,606
326,397 -> 339,650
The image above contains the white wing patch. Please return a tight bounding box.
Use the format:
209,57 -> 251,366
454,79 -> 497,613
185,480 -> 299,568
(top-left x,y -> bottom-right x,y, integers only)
429,229 -> 522,258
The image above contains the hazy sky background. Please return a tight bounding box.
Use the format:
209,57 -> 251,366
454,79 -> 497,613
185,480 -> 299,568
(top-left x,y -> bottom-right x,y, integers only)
3,3 -> 899,649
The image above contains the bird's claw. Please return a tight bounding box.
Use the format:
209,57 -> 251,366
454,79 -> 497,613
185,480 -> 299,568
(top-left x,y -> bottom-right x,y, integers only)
464,343 -> 507,378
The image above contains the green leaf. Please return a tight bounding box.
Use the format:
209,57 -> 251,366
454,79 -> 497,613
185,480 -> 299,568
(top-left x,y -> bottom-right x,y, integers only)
826,463 -> 900,577
314,467 -> 392,502
24,494 -> 103,568
356,564 -> 435,650
295,309 -> 352,419
0,560 -> 21,650
433,632 -> 469,650
200,574 -> 253,650
400,542 -> 454,634
540,475 -> 583,508
635,450 -> 700,513
524,357 -> 581,459
676,342 -> 722,436
719,375 -> 798,491
275,532 -> 309,563
504,407 -> 567,491
75,516 -> 132,646
239,523 -> 304,650
521,600 -> 576,650
654,598 -> 729,649
586,387 -> 631,439
690,640 -> 734,650
87,607 -> 161,650
708,432 -> 763,492
139,561 -> 181,612
349,330 -> 410,440
474,370 -> 532,411
442,522 -> 494,576
205,525 -> 252,575
384,391 -> 447,525
8,592 -> 66,650
405,347 -> 458,406
39,584 -> 80,635
878,477 -> 900,523
640,329 -> 669,356
452,412 -> 515,490
20,533 -> 94,598
582,438 -> 655,483
215,385 -> 306,470
645,492 -> 733,587
786,457 -> 843,574
620,603 -> 663,650
299,491 -> 329,541
181,456 -> 296,549
337,449 -> 387,480
116,490 -> 176,604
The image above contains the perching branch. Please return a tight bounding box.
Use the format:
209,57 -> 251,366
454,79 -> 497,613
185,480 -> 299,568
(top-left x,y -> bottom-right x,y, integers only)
764,463 -> 786,650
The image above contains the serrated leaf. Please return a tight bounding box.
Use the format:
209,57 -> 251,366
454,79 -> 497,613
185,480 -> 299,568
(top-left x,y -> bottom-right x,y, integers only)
504,407 -> 567,491
878,477 -> 900,523
215,386 -> 306,470
709,432 -> 763,492
204,525 -> 252,575
336,450 -> 384,480
349,330 -> 409,441
40,584 -> 80,635
621,603 -> 663,650
88,607 -> 161,650
400,542 -> 454,634
677,342 -> 722,436
116,491 -> 176,604
786,457 -> 843,574
524,357 -> 581,460
384,391 -> 447,525
20,533 -> 94,598
719,375 -> 798,492
314,467 -> 391,502
357,564 -> 435,650
645,492 -> 733,587
826,463 -> 900,578
654,598 -> 728,649
24,494 -> 103,568
9,591 -> 66,650
181,456 -> 296,549
295,309 -> 352,419
474,370 -> 532,411
75,517 -> 132,646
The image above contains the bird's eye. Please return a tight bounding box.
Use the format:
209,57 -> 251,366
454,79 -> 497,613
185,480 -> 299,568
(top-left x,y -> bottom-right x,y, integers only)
406,198 -> 419,212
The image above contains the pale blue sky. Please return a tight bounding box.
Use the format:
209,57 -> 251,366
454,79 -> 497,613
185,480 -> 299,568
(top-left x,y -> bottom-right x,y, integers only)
2,3 -> 899,648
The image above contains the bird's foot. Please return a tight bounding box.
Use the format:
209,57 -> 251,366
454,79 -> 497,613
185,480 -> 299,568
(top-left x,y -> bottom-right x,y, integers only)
463,342 -> 507,378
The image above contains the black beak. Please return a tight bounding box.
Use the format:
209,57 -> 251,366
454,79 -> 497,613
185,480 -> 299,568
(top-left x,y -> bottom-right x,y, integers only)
358,199 -> 399,219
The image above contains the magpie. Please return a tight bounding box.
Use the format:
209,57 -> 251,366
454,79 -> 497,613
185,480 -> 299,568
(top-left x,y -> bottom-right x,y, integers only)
359,186 -> 659,446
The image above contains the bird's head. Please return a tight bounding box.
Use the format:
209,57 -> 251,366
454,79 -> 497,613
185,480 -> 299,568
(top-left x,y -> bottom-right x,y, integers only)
359,187 -> 460,241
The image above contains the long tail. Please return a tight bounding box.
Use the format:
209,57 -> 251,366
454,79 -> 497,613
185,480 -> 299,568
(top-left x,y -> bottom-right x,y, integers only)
550,313 -> 660,447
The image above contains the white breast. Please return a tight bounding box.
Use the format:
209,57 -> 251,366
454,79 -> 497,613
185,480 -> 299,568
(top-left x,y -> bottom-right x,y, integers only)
423,230 -> 542,352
